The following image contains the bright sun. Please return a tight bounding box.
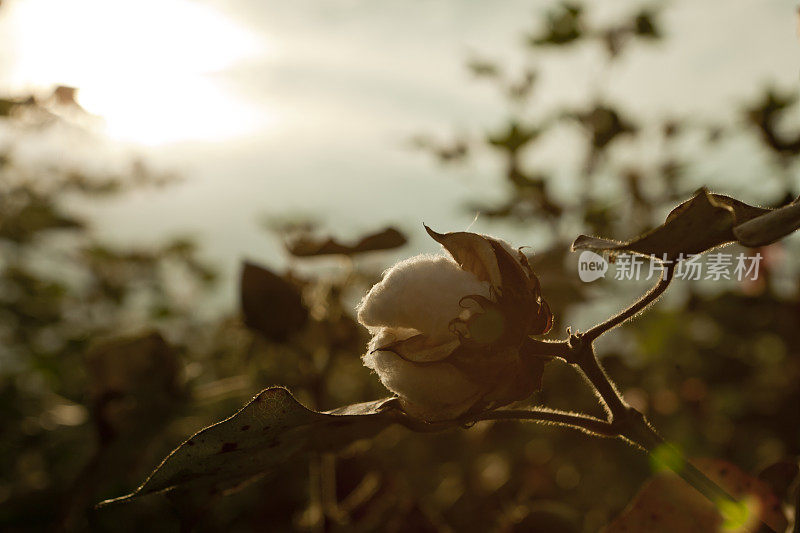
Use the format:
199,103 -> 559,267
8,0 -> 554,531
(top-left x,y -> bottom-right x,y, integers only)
2,0 -> 273,145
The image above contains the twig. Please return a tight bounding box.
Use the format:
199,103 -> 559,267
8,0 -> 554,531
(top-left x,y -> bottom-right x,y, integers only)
575,272 -> 774,531
473,408 -> 617,438
583,265 -> 673,342
521,337 -> 572,359
567,338 -> 628,419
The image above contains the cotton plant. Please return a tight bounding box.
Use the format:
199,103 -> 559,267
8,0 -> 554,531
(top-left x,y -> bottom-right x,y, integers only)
98,189 -> 800,532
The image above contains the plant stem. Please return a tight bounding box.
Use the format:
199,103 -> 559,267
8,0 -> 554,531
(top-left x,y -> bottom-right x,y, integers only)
620,409 -> 739,507
584,273 -> 777,531
521,337 -> 572,359
516,269 -> 774,528
569,339 -> 628,419
583,265 -> 673,342
473,408 -> 617,438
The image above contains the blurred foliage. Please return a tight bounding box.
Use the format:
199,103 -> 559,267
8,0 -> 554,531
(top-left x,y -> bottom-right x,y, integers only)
285,227 -> 407,258
604,458 -> 787,532
1,1 -> 800,532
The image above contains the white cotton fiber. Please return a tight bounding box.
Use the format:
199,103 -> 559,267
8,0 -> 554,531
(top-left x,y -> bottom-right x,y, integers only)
357,254 -> 490,344
365,349 -> 481,420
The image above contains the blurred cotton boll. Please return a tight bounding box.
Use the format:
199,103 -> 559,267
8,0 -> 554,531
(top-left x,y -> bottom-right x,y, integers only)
357,227 -> 553,421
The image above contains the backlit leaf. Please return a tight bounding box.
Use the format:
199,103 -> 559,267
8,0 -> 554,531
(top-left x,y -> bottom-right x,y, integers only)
97,388 -> 399,506
572,189 -> 773,260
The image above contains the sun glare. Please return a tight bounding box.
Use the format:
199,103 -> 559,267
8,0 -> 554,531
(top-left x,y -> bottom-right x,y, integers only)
3,0 -> 274,145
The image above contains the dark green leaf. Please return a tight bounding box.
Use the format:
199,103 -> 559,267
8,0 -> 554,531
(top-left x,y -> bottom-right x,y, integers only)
285,226 -> 407,257
240,262 -> 308,341
634,10 -> 661,39
574,105 -> 637,150
487,122 -> 539,153
0,196 -> 83,243
528,3 -> 584,47
467,58 -> 500,78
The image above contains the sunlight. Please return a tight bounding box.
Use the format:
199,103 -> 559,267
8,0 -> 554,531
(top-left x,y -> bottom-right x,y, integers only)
3,0 -> 274,145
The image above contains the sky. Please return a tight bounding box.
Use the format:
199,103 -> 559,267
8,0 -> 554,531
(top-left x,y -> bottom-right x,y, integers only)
0,0 -> 798,309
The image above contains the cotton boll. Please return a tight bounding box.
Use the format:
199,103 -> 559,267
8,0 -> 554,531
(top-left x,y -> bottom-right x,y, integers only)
365,349 -> 481,420
357,254 -> 490,343
357,228 -> 553,422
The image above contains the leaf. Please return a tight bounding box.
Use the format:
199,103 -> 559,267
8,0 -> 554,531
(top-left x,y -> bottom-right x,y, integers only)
572,189 -> 772,260
746,88 -> 800,155
467,57 -> 501,78
0,195 -> 84,243
487,122 -> 539,153
424,225 -> 504,286
634,10 -> 661,39
240,262 -> 308,341
286,227 -> 407,257
733,200 -> 800,246
603,458 -> 788,533
528,3 -> 584,47
576,105 -> 637,150
97,388 -> 399,507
